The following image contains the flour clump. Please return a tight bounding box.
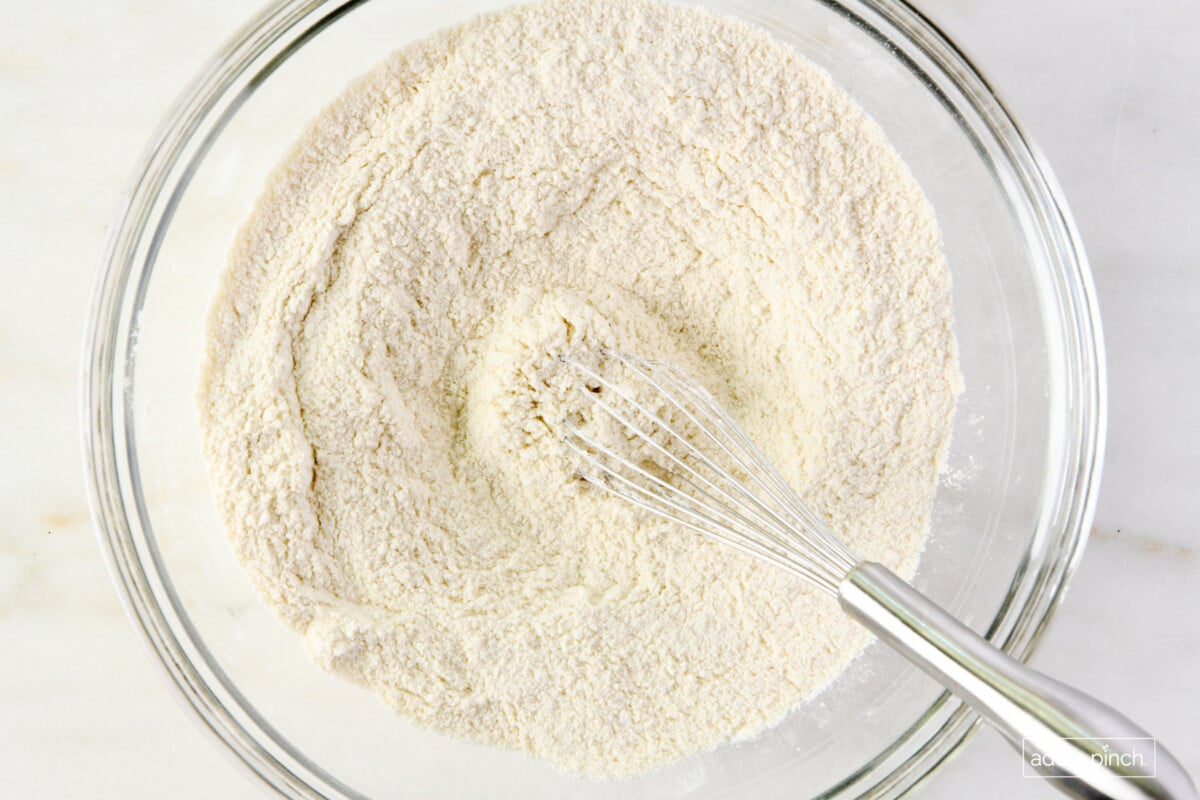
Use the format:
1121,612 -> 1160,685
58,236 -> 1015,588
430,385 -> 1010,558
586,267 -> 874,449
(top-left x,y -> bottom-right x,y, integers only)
199,0 -> 961,778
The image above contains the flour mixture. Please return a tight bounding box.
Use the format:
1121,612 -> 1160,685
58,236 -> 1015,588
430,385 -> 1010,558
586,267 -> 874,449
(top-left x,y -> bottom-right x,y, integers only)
200,0 -> 961,778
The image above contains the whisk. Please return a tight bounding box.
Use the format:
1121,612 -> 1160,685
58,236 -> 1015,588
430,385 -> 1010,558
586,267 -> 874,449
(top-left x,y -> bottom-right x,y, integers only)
562,350 -> 1195,800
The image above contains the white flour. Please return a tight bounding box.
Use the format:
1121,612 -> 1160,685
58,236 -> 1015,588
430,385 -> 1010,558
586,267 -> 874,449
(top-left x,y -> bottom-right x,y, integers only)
200,0 -> 960,778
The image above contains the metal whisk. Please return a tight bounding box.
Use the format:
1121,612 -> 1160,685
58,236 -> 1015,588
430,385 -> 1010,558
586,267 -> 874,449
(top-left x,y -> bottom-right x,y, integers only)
562,350 -> 1195,800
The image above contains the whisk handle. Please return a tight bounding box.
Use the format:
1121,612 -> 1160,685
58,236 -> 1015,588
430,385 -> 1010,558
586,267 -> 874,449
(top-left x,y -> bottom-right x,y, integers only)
839,562 -> 1196,800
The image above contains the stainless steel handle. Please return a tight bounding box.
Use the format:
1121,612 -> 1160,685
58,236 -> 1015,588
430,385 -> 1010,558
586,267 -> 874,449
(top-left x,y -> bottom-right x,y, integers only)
839,562 -> 1197,800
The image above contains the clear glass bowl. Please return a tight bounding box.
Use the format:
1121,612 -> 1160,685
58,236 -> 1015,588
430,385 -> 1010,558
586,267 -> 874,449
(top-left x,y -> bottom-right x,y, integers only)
82,0 -> 1105,797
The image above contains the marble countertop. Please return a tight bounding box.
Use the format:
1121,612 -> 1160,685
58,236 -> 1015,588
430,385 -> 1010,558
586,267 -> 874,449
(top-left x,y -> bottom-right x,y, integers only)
2,0 -> 1196,796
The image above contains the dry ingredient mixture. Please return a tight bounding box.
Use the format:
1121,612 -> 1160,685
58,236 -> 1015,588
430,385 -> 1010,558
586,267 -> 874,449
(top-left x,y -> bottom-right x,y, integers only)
199,0 -> 961,778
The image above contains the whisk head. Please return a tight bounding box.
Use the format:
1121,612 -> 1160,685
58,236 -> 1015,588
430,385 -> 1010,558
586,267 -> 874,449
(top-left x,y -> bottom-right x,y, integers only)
561,350 -> 860,595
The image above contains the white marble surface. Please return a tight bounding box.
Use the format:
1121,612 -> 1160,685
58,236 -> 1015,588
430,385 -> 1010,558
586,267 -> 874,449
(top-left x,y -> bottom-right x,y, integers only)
1,0 -> 1197,796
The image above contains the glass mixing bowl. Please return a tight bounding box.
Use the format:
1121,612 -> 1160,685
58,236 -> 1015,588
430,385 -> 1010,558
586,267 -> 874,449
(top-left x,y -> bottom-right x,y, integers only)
82,0 -> 1105,796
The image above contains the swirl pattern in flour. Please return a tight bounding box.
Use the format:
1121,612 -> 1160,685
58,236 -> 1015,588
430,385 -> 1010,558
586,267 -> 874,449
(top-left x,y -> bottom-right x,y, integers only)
199,0 -> 961,777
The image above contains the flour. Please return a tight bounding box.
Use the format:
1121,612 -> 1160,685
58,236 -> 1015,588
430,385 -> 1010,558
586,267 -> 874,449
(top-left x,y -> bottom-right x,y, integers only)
199,0 -> 961,778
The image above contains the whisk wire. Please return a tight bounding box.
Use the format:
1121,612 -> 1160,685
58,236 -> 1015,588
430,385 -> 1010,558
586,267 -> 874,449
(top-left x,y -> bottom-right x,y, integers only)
562,361 -> 819,571
561,352 -> 859,593
631,356 -> 858,574
565,364 -> 822,567
564,430 -> 836,588
613,354 -> 858,577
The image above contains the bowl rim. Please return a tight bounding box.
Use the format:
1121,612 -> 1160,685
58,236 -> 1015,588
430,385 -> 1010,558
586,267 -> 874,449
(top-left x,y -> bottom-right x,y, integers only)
80,0 -> 1106,796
